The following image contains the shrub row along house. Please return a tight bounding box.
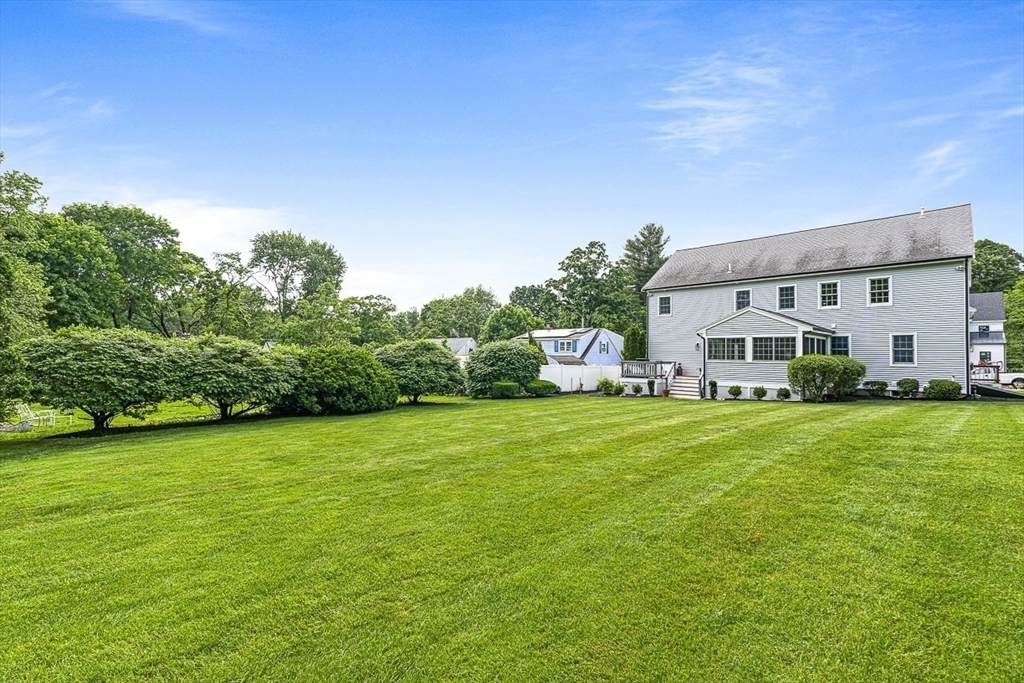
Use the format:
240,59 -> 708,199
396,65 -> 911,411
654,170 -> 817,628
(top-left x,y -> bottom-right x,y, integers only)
640,205 -> 977,399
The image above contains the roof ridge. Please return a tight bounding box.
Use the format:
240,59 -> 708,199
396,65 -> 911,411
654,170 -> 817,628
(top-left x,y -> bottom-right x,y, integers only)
666,204 -> 971,256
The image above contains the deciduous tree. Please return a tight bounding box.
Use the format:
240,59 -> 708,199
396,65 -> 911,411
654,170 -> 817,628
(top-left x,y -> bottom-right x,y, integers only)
480,304 -> 541,343
374,340 -> 465,403
972,239 -> 1023,293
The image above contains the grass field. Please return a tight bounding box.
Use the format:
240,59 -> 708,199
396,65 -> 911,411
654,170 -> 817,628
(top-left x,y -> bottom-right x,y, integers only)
2,397 -> 1022,682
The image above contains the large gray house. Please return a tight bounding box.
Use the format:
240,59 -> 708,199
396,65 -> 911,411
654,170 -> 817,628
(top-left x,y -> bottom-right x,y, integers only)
642,205 -> 975,399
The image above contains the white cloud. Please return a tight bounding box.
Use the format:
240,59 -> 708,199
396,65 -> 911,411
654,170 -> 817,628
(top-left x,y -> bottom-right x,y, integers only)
0,123 -> 50,139
99,1 -> 241,35
145,198 -> 286,259
916,140 -> 974,187
644,50 -> 828,153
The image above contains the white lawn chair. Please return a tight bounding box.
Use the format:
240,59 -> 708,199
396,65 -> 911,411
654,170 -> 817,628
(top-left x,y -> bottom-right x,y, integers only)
16,403 -> 56,427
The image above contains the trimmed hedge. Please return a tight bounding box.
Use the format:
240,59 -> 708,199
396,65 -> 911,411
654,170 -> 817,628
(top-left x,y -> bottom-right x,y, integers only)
728,385 -> 742,399
787,354 -> 866,403
491,381 -> 519,399
924,379 -> 961,400
272,344 -> 398,416
597,377 -> 615,395
776,387 -> 791,400
525,379 -> 558,397
863,380 -> 889,397
896,377 -> 919,399
464,341 -> 544,397
708,379 -> 718,400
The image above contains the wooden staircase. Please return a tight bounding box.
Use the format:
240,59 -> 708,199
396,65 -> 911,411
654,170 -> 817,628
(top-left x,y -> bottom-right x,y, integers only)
669,375 -> 701,400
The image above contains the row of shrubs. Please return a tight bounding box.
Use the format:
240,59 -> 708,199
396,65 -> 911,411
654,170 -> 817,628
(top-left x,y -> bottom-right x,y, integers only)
596,377 -> 659,396
709,355 -> 961,403
14,329 -> 555,430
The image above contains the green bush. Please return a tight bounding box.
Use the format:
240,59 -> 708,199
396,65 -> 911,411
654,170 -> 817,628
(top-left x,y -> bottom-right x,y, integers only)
728,385 -> 742,399
787,355 -> 866,403
464,341 -> 544,397
374,339 -> 465,403
647,378 -> 656,396
776,387 -> 791,400
491,381 -> 519,399
752,386 -> 767,400
272,344 -> 398,416
622,326 -> 647,360
613,382 -> 625,396
631,383 -> 643,396
525,379 -> 558,397
597,377 -> 615,395
863,380 -> 889,397
20,326 -> 182,430
186,335 -> 299,420
923,379 -> 962,400
896,377 -> 919,399
708,379 -> 718,400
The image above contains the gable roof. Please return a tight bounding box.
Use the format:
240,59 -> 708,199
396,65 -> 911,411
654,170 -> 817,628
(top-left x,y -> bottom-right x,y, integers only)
969,292 -> 1006,321
517,327 -> 595,340
428,337 -> 474,354
645,205 -> 974,291
697,306 -> 833,336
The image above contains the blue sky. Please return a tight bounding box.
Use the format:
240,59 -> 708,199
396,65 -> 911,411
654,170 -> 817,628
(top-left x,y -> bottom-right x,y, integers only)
1,1 -> 1022,309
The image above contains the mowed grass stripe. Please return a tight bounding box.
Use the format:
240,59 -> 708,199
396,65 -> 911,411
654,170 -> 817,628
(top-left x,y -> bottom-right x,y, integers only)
0,398 -> 1021,682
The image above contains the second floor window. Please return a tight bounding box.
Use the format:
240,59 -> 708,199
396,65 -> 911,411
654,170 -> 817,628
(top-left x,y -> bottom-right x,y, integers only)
978,325 -> 989,337
820,281 -> 840,308
869,277 -> 891,305
735,289 -> 751,310
778,286 -> 795,310
599,341 -> 608,354
558,340 -> 576,353
658,296 -> 671,315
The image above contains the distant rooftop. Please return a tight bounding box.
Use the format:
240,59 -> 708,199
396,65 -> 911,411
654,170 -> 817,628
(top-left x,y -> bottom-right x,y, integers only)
645,205 -> 975,290
969,292 -> 1006,321
518,327 -> 595,340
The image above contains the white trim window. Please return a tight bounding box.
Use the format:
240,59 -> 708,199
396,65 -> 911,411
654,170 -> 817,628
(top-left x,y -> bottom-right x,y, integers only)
735,289 -> 752,311
867,276 -> 891,306
891,333 -> 916,366
709,337 -> 745,361
777,285 -> 796,311
830,336 -> 850,356
819,281 -> 840,309
658,295 -> 671,316
558,340 -> 575,353
599,341 -> 609,354
753,336 -> 797,361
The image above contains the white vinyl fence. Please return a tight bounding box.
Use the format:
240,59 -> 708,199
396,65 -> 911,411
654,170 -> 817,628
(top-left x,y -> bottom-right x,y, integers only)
540,365 -> 622,393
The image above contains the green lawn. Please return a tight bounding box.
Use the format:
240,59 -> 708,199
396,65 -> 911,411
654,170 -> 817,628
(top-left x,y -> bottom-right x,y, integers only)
1,398 -> 1022,682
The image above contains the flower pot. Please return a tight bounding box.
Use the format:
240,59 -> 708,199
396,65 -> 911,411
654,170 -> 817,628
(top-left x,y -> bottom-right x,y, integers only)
661,389 -> 670,397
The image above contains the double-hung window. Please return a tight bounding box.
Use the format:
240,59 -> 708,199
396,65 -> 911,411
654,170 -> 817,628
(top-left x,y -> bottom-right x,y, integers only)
819,281 -> 840,308
735,289 -> 751,311
558,340 -> 576,353
868,277 -> 891,305
777,285 -> 796,311
830,336 -> 850,356
658,296 -> 671,315
891,334 -> 916,365
753,336 -> 796,361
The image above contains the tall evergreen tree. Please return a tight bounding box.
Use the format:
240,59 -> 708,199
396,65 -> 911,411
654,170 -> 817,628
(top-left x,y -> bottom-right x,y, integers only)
621,223 -> 670,301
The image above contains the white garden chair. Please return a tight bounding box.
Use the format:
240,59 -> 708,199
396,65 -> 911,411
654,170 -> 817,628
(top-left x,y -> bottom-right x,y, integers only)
16,403 -> 56,427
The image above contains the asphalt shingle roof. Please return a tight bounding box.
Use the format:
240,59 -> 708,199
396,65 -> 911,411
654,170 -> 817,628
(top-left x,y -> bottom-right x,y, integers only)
645,205 -> 975,291
969,292 -> 1006,321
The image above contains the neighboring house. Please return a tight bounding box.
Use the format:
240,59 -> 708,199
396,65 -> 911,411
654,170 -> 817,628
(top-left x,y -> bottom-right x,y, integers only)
515,327 -> 624,366
968,292 -> 1006,369
428,337 -> 477,360
643,205 -> 975,398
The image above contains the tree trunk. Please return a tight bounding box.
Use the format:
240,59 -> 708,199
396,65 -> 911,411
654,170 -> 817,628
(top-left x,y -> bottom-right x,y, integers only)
90,412 -> 110,431
220,403 -> 232,420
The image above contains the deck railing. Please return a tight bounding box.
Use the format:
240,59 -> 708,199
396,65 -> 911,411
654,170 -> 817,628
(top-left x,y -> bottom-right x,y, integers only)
621,360 -> 676,379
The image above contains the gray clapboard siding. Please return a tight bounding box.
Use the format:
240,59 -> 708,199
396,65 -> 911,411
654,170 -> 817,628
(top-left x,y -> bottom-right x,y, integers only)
648,259 -> 968,387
